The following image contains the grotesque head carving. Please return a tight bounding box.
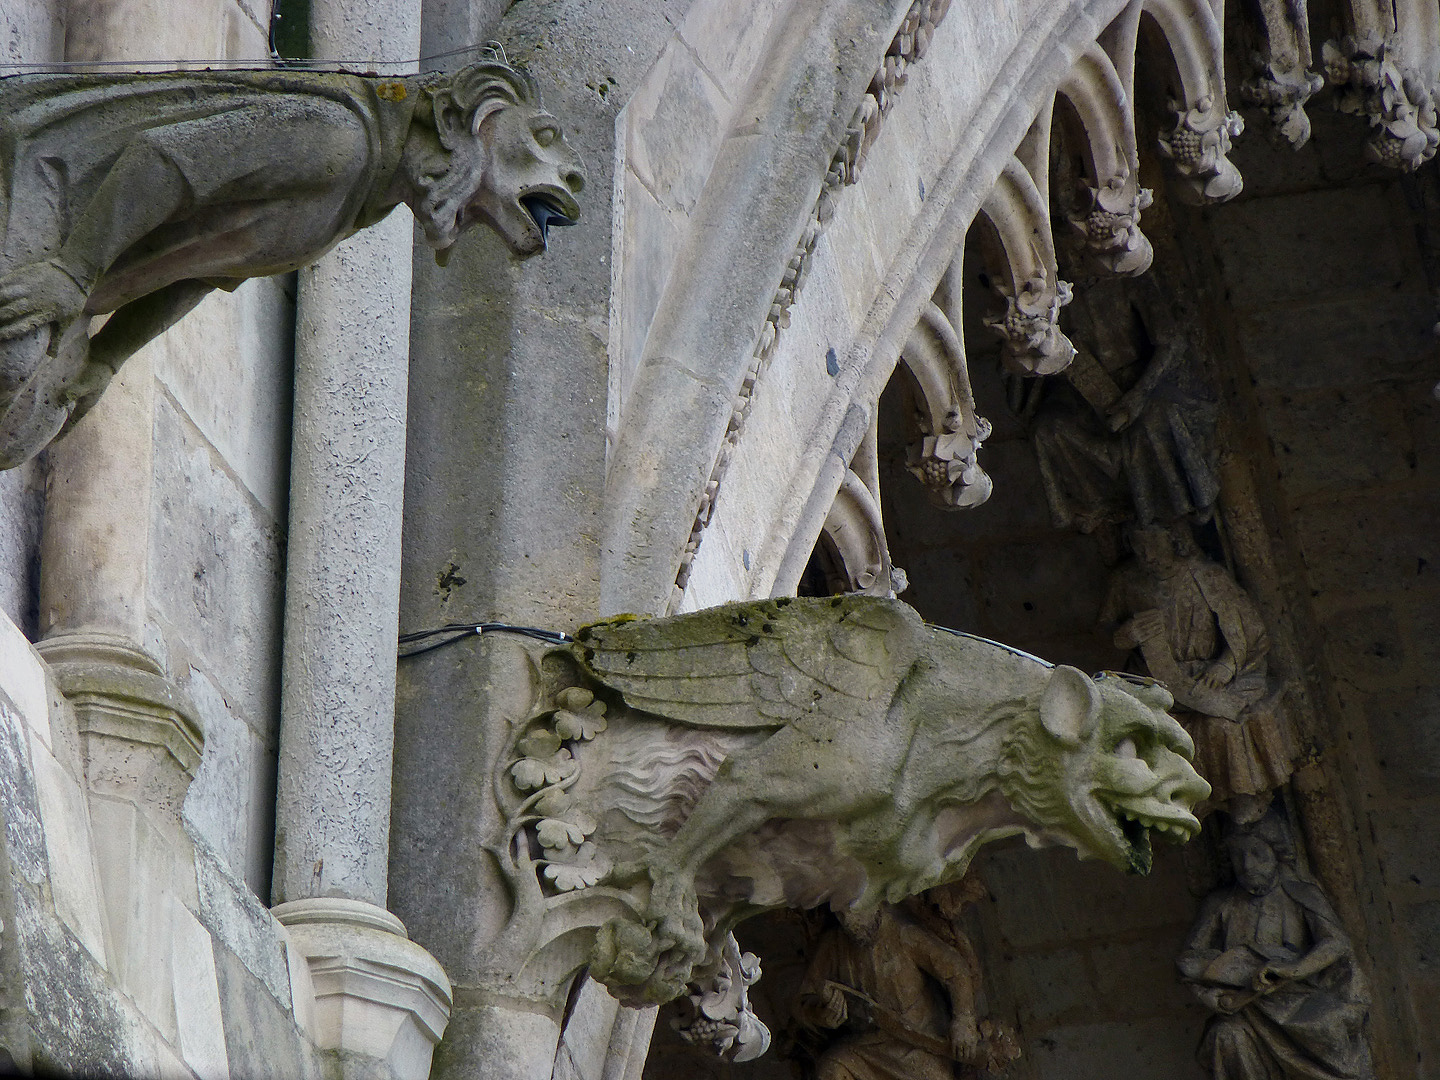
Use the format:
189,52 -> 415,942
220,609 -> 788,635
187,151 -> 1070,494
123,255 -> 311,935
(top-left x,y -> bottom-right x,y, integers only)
412,61 -> 586,262
1001,667 -> 1209,875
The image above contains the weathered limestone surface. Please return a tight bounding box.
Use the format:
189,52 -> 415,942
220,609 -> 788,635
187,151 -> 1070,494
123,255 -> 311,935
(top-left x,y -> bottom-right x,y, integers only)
393,4 -> 682,1079
0,611 -> 325,1078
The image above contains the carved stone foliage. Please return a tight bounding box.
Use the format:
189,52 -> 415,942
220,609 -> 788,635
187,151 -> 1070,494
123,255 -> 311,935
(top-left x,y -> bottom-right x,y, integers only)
478,597 -> 1209,1039
791,879 -> 1020,1080
980,159 -> 1076,377
1100,524 -> 1303,814
1157,98 -> 1245,204
669,933 -> 770,1063
1056,44 -> 1154,275
1178,804 -> 1374,1080
1323,33 -> 1440,170
1239,0 -> 1324,147
900,303 -> 993,509
0,60 -> 584,469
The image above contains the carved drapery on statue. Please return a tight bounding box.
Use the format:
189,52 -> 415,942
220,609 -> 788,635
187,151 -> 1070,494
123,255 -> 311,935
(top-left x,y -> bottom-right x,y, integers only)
1101,526 -> 1302,812
1024,280 -> 1220,535
1178,806 -> 1373,1080
0,61 -> 584,468
792,878 -> 1020,1080
472,596 -> 1209,1051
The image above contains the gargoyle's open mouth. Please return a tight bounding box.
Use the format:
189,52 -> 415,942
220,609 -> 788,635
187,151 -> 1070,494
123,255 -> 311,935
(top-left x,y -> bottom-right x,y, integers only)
1102,796 -> 1200,876
521,193 -> 578,246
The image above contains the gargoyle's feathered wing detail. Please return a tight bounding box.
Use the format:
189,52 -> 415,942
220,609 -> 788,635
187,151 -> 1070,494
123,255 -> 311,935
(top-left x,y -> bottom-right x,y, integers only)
571,597 -> 927,731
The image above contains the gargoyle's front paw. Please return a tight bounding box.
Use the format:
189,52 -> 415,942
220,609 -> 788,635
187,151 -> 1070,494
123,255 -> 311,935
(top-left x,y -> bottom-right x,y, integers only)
590,918 -> 662,990
653,908 -> 706,966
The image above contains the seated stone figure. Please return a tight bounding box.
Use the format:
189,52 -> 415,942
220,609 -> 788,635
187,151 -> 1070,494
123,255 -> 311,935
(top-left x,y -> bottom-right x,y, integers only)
0,59 -> 584,467
1178,810 -> 1373,1080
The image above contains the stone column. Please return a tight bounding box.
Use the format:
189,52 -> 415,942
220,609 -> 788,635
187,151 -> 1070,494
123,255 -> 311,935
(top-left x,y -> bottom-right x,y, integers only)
267,3 -> 453,1078
388,4 -> 683,1078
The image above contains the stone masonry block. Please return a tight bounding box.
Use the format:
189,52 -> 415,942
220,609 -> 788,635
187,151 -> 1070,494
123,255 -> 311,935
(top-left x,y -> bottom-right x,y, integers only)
625,38 -> 729,215
195,842 -> 292,1012
974,535 -> 1111,642
171,900 -> 230,1080
1027,1016 -> 1207,1080
148,395 -> 284,744
183,666 -> 274,895
1211,185 -> 1412,307
1371,805 -> 1440,891
1291,495 -> 1440,595
1366,686 -> 1440,797
1318,603 -> 1406,688
678,0 -> 780,101
0,613 -> 49,750
1006,947 -> 1088,1028
1260,385 -> 1413,498
28,738 -> 107,967
212,941 -> 323,1080
1235,292 -> 1436,391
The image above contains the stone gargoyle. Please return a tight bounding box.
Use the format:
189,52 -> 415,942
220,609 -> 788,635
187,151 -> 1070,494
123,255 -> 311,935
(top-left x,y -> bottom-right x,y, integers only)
0,59 -> 584,467
481,595 -> 1210,1024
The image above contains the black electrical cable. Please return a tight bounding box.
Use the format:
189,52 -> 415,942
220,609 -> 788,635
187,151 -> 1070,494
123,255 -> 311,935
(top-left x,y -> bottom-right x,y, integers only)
398,622 -> 573,659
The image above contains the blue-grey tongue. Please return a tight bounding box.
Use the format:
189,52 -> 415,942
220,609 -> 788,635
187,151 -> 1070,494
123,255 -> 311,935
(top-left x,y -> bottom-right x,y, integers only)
521,196 -> 577,245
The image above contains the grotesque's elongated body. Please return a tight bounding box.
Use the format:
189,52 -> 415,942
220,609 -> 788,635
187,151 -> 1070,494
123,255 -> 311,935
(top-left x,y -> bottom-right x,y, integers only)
493,596 -> 1210,1005
0,61 -> 584,466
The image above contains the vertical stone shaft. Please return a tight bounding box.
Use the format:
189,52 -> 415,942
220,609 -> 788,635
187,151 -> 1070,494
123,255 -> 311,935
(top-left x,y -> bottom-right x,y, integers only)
270,0 -> 419,907
37,3 -> 160,656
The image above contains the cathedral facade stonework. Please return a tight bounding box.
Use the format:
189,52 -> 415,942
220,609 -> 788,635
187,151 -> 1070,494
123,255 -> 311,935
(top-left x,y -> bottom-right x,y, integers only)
0,1 -> 1435,1079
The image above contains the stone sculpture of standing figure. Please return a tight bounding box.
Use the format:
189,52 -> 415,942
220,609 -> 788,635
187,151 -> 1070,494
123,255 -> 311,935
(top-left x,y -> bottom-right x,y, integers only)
1100,524 -> 1301,811
1178,809 -> 1373,1080
792,878 -> 1019,1080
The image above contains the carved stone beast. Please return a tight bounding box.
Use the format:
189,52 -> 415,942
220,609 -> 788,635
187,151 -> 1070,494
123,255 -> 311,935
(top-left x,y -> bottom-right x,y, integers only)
0,60 -> 584,467
485,596 -> 1210,1013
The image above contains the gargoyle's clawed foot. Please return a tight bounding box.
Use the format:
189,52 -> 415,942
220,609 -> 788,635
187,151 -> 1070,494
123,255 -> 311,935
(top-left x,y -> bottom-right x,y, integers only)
645,875 -> 707,967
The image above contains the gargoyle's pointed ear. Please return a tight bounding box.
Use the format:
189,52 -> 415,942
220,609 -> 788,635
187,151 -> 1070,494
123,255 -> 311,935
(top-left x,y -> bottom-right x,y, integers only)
1040,665 -> 1100,747
431,89 -> 465,150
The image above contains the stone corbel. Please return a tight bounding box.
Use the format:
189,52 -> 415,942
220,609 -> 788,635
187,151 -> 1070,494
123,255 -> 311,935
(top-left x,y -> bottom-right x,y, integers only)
1145,0 -> 1245,203
978,160 -> 1076,376
1057,45 -> 1154,276
1323,32 -> 1440,170
900,303 -> 993,507
272,897 -> 453,1080
35,633 -> 203,818
1240,0 -> 1324,147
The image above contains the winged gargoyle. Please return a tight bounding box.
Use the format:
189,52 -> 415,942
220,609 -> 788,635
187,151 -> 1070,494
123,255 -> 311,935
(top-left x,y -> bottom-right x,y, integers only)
0,59 -> 584,467
484,595 -> 1210,1014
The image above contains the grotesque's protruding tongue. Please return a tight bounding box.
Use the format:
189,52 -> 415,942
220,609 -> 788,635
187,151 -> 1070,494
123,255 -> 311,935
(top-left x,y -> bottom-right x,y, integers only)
521,195 -> 578,247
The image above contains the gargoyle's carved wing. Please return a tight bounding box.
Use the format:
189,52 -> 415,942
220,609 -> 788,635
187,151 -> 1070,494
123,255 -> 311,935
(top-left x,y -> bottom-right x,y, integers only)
571,597 -> 927,731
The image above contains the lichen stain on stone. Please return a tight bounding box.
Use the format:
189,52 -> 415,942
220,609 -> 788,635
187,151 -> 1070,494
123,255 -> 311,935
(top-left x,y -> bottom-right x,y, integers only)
435,562 -> 468,601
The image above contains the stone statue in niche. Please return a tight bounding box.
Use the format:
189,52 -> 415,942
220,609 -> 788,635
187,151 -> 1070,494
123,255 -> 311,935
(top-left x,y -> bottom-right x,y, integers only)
1100,524 -> 1302,813
0,59 -> 585,468
1015,280 -> 1219,535
474,594 -> 1209,1044
792,876 -> 1020,1080
1178,806 -> 1373,1080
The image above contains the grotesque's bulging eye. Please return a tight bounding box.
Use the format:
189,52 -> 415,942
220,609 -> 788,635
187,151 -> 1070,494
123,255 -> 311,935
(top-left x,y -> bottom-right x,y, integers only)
1114,737 -> 1138,759
534,125 -> 558,148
